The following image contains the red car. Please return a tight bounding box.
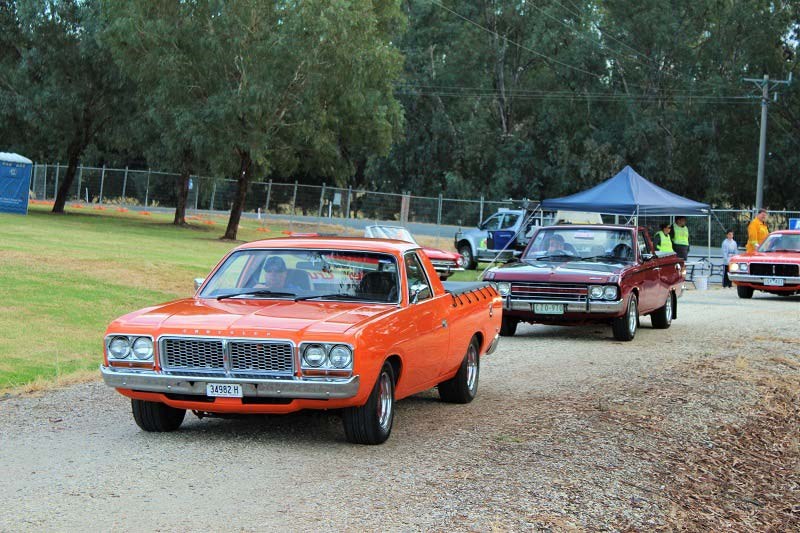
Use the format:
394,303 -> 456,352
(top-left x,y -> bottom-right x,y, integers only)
728,230 -> 800,298
483,225 -> 685,341
365,225 -> 465,280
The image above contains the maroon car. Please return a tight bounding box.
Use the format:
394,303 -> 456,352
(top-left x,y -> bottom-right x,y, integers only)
483,225 -> 685,341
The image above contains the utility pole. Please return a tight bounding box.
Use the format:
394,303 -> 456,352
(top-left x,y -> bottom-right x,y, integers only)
742,73 -> 792,210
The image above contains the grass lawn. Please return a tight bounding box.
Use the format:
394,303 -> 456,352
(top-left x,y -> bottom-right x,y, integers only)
0,205 -> 489,392
0,205 -> 287,391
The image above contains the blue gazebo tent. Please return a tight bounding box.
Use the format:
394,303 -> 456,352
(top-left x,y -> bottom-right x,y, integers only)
540,165 -> 709,216
541,166 -> 712,261
0,152 -> 34,215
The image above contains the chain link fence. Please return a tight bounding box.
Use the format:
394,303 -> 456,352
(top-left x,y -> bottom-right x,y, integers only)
29,163 -> 799,258
28,163 -> 516,231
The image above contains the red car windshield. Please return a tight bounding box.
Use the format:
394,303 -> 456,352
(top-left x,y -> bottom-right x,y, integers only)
758,234 -> 800,253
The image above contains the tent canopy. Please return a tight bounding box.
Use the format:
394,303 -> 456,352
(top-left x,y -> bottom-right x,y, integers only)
541,166 -> 709,216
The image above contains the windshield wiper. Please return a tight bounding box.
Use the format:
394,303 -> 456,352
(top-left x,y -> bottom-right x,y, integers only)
579,255 -> 622,262
536,253 -> 577,261
217,290 -> 297,301
295,293 -> 389,302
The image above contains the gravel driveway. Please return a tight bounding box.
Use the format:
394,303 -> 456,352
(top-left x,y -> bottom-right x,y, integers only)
1,288 -> 798,531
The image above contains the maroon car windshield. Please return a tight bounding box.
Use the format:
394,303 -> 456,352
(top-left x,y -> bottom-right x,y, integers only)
524,228 -> 635,261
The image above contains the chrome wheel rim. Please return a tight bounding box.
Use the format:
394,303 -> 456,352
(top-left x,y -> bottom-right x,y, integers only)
665,295 -> 672,322
376,371 -> 393,431
461,247 -> 472,265
466,344 -> 478,393
628,298 -> 637,336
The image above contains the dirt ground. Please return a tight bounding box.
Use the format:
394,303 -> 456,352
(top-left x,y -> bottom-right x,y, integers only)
0,288 -> 798,531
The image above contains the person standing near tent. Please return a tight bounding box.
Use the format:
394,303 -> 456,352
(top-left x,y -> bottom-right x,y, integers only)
746,209 -> 769,253
721,230 -> 738,288
671,216 -> 690,259
653,222 -> 673,253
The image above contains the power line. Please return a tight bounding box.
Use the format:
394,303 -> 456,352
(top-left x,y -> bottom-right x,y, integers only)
396,82 -> 750,100
428,0 -> 608,83
396,88 -> 755,104
429,0 -> 733,96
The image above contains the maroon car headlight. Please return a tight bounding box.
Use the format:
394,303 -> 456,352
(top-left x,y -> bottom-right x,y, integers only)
732,262 -> 748,273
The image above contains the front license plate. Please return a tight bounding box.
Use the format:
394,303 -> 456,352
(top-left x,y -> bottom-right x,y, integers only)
764,278 -> 785,286
206,383 -> 243,398
533,303 -> 564,315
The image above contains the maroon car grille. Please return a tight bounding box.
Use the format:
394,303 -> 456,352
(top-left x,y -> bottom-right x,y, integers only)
749,263 -> 799,277
510,282 -> 588,302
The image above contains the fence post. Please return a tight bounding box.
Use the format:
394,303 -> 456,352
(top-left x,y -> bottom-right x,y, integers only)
210,181 -> 217,211
43,163 -> 47,200
291,180 -> 298,216
479,195 -> 484,225
264,180 -> 272,213
437,193 -> 443,226
31,163 -> 37,198
345,186 -> 352,219
194,177 -> 199,211
54,164 -> 59,201
76,165 -> 82,201
145,168 -> 151,207
99,165 -> 106,204
122,166 -> 129,204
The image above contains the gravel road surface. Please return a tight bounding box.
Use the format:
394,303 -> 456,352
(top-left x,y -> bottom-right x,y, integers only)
1,288 -> 798,531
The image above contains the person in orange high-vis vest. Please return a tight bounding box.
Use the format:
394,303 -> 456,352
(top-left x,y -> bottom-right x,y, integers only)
746,209 -> 769,253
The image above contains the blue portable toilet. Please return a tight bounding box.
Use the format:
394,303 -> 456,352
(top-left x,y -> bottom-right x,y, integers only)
0,152 -> 33,215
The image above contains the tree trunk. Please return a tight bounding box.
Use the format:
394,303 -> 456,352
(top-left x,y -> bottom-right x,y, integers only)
173,149 -> 192,226
223,150 -> 253,240
52,144 -> 82,213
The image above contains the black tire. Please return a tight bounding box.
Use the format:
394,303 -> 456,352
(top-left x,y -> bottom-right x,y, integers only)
131,399 -> 186,432
651,292 -> 674,329
737,285 -> 754,299
612,294 -> 638,341
458,242 -> 477,270
343,362 -> 395,445
438,338 -> 480,404
499,316 -> 518,337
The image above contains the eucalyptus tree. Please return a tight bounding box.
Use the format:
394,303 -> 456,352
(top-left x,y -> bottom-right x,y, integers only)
104,0 -> 404,239
0,0 -> 132,213
102,2 -> 214,225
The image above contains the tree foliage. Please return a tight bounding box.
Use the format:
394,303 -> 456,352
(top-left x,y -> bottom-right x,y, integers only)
1,0 -> 798,217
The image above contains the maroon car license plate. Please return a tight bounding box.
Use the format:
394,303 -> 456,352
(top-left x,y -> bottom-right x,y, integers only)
764,278 -> 784,286
533,303 -> 564,315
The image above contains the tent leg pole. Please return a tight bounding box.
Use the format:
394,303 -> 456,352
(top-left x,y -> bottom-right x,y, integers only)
707,213 -> 711,264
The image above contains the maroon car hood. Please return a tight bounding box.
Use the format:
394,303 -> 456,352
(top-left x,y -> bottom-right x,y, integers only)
490,259 -> 629,284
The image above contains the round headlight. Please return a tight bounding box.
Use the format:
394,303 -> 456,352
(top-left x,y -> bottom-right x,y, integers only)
108,336 -> 131,359
497,282 -> 511,296
737,263 -> 748,272
132,337 -> 153,360
303,344 -> 327,367
589,286 -> 604,299
329,345 -> 353,369
603,286 -> 618,300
